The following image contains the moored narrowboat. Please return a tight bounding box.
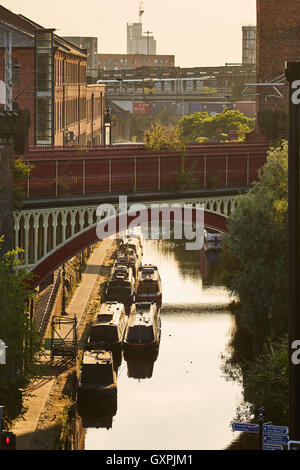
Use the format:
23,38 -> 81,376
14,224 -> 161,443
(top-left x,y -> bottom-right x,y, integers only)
114,249 -> 140,278
136,265 -> 162,307
203,230 -> 222,252
123,302 -> 161,360
78,350 -> 117,405
86,302 -> 127,354
105,265 -> 135,310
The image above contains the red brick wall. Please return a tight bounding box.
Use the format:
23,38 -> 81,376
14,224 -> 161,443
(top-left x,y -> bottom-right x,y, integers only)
257,0 -> 300,112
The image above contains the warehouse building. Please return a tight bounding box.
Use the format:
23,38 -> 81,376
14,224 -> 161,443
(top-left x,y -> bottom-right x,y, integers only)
0,6 -> 105,147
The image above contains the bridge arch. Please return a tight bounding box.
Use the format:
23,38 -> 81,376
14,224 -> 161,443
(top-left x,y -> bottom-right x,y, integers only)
30,209 -> 229,287
13,195 -> 236,287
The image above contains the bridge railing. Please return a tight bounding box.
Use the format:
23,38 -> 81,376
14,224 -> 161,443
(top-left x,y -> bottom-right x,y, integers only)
16,147 -> 267,199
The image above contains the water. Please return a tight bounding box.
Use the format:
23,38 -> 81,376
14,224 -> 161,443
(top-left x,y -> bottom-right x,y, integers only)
82,239 -> 243,450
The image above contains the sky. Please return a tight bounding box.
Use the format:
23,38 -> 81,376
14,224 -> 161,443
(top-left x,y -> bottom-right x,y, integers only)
1,0 -> 256,67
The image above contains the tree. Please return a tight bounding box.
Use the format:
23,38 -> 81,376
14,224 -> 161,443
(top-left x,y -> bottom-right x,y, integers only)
143,121 -> 199,191
13,157 -> 34,207
0,237 -> 42,424
179,108 -> 255,143
222,335 -> 288,424
219,141 -> 288,344
143,121 -> 184,152
129,108 -> 180,142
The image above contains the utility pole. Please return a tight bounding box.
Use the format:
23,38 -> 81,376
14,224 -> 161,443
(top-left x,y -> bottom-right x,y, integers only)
285,61 -> 300,441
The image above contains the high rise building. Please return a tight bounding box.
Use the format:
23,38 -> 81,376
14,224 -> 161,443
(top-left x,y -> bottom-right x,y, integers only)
242,26 -> 256,65
127,22 -> 156,55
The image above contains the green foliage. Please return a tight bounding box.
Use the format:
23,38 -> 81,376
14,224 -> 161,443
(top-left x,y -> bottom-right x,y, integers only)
13,157 -> 34,207
144,121 -> 185,152
174,149 -> 198,191
222,335 -> 288,424
219,141 -> 288,340
0,237 -> 42,424
179,108 -> 255,143
218,141 -> 289,426
242,337 -> 288,423
129,108 -> 180,142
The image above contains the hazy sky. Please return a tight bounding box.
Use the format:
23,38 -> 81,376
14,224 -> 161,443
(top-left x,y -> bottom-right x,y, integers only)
1,0 -> 256,67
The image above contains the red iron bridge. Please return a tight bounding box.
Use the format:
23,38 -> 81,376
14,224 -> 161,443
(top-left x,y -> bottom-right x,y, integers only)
18,142 -> 267,199
13,142 -> 268,286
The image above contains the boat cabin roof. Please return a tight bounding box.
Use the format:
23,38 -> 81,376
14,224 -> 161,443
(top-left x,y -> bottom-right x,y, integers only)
138,265 -> 159,282
128,302 -> 158,327
82,350 -> 113,366
116,249 -> 136,260
110,265 -> 133,282
122,238 -> 142,252
94,302 -> 125,326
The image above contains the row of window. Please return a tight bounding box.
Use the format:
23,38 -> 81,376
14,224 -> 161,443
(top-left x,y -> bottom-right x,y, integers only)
54,95 -> 104,133
55,59 -> 87,86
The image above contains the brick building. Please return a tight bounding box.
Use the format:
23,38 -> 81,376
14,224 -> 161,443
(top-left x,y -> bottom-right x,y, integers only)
256,0 -> 300,114
97,53 -> 175,71
62,36 -> 99,81
0,6 -> 105,147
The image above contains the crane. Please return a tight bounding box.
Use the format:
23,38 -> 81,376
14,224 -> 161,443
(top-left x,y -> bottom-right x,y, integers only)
138,0 -> 144,23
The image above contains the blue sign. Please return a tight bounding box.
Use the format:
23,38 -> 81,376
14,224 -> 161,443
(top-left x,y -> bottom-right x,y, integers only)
263,425 -> 289,436
263,434 -> 289,445
263,444 -> 283,451
232,422 -> 260,434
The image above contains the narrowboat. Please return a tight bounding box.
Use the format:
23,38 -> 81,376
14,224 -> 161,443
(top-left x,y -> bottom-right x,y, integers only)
114,248 -> 140,278
120,237 -> 143,264
203,230 -> 222,252
123,302 -> 161,359
86,302 -> 127,355
77,350 -> 117,404
136,265 -> 162,307
105,265 -> 135,309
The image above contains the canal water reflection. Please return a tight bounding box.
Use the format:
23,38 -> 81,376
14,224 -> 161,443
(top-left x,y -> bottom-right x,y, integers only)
83,239 -> 243,450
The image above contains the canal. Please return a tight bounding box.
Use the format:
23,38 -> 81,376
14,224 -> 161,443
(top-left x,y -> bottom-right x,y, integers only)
82,238 -> 243,450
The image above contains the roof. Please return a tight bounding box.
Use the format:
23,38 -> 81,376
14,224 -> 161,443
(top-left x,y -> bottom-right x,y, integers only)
83,350 -> 112,365
128,302 -> 157,327
0,5 -> 87,58
138,265 -> 159,282
93,302 -> 125,326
